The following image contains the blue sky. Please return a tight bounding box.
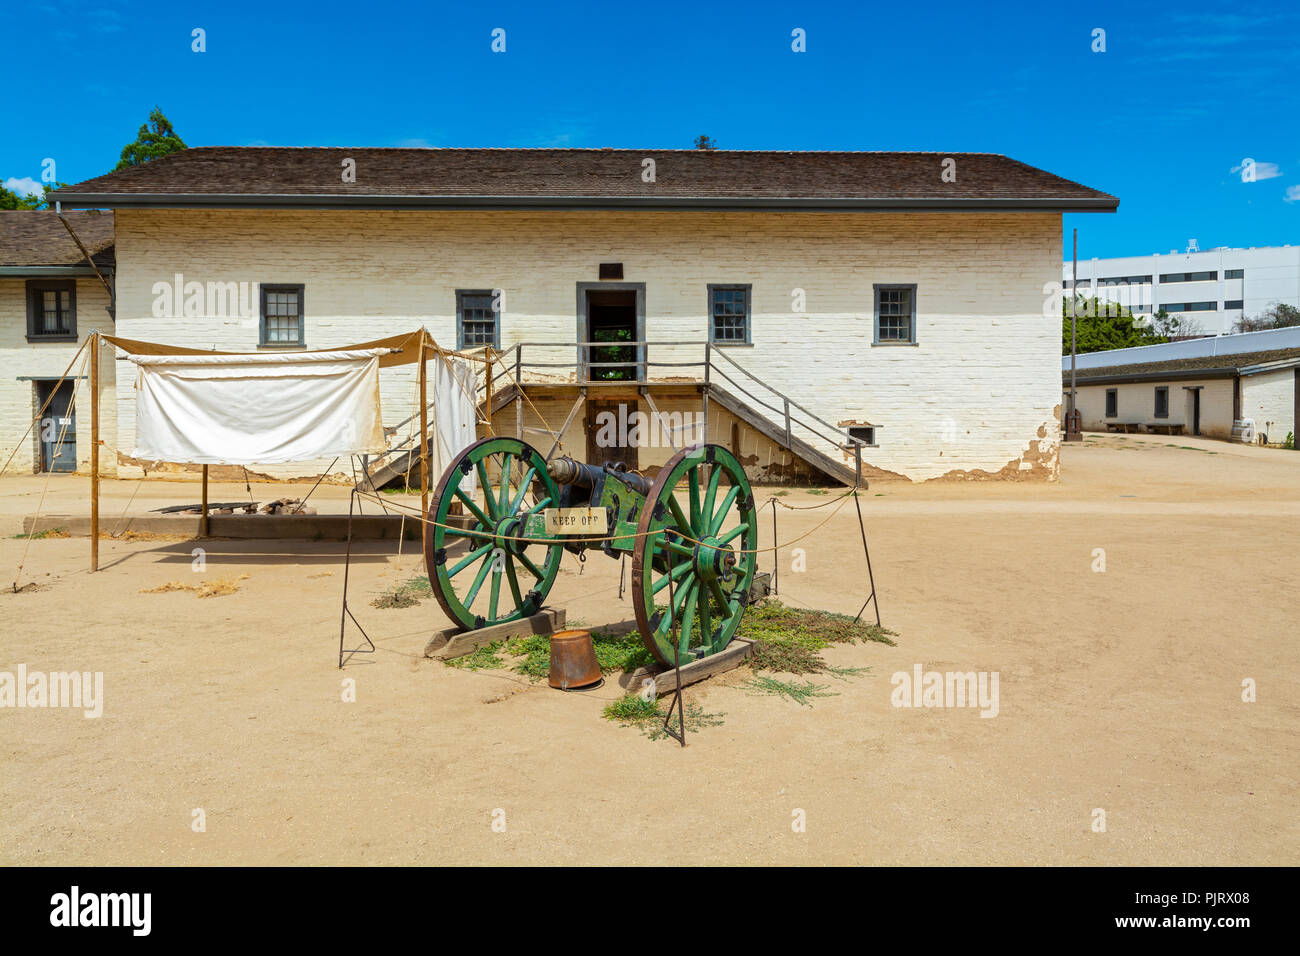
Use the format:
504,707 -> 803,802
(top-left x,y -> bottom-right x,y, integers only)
2,0 -> 1297,259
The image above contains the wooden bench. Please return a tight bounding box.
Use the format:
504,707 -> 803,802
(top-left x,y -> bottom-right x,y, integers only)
1105,422 -> 1141,434
1143,423 -> 1184,436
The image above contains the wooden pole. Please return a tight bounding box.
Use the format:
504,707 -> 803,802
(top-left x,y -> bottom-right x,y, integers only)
201,465 -> 209,536
419,329 -> 430,522
89,331 -> 100,572
483,346 -> 494,437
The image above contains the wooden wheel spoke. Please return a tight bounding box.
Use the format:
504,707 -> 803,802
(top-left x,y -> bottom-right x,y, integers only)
716,522 -> 748,546
707,576 -> 732,612
453,487 -> 492,529
698,589 -> 712,645
525,495 -> 552,515
497,452 -> 513,515
474,460 -> 498,521
463,551 -> 496,606
447,542 -> 494,578
708,484 -> 741,537
652,556 -> 694,594
666,493 -> 692,535
488,561 -> 502,619
504,557 -> 524,608
678,583 -> 699,654
516,551 -> 546,581
509,466 -> 536,514
687,466 -> 701,528
702,466 -> 722,532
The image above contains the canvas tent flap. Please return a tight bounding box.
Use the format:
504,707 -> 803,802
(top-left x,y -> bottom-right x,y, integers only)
130,349 -> 388,465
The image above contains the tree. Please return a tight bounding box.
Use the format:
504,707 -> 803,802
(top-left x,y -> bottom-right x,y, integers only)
0,181 -> 68,210
1232,303 -> 1300,334
693,135 -> 717,150
1149,308 -> 1204,340
1062,296 -> 1167,354
115,107 -> 187,170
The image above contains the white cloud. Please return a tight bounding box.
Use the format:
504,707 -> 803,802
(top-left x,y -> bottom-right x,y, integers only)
1285,185 -> 1300,204
3,176 -> 43,197
1230,160 -> 1282,180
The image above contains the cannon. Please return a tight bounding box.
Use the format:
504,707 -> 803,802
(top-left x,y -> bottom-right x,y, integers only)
423,436 -> 758,666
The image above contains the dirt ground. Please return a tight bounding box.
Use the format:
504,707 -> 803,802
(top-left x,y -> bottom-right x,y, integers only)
1,432 -> 1297,866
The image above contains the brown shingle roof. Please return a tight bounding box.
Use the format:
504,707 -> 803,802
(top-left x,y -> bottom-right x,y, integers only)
51,147 -> 1118,211
1070,346 -> 1300,381
0,210 -> 114,268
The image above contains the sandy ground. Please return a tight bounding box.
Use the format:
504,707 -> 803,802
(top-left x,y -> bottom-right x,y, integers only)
1,432 -> 1297,866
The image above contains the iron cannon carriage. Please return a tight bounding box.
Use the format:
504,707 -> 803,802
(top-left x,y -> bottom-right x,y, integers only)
423,436 -> 759,666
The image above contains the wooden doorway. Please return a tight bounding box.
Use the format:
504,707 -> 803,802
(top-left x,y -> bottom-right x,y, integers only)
576,282 -> 645,382
585,400 -> 639,471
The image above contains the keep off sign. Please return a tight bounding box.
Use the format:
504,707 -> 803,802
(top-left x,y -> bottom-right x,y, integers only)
543,508 -> 609,535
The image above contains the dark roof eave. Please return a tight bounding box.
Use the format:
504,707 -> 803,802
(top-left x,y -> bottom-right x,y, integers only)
50,192 -> 1119,212
1065,367 -> 1239,386
0,264 -> 114,276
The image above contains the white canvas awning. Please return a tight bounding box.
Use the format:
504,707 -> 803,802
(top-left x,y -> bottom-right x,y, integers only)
127,348 -> 390,465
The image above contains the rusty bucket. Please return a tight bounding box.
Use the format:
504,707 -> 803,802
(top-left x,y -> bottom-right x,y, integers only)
548,629 -> 602,690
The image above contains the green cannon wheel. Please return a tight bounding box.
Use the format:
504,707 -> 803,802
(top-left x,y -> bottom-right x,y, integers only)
424,437 -> 563,630
631,444 -> 758,667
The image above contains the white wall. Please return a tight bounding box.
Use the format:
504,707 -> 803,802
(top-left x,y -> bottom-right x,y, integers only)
0,277 -> 117,475
1070,377 -> 1236,439
111,208 -> 1064,482
1240,369 -> 1296,444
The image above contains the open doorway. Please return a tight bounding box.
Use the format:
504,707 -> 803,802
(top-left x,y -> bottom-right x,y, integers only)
1184,386 -> 1202,436
576,282 -> 645,382
34,379 -> 76,472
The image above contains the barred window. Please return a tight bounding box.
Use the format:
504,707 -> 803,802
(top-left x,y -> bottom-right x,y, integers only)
25,280 -> 77,341
259,285 -> 305,346
457,290 -> 500,349
874,284 -> 917,344
708,285 -> 751,344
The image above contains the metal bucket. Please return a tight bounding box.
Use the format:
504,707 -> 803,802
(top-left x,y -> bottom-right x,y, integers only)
548,629 -> 602,690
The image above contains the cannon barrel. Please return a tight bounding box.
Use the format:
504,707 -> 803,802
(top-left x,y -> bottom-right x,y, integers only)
546,456 -> 653,496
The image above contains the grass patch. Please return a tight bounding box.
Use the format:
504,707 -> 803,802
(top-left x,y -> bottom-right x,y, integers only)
737,601 -> 895,693
805,488 -> 830,495
10,527 -> 68,539
445,642 -> 508,670
603,695 -> 725,740
371,575 -> 432,609
742,675 -> 837,707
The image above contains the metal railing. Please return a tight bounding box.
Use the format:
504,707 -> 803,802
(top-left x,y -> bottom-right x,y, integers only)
481,340 -> 866,475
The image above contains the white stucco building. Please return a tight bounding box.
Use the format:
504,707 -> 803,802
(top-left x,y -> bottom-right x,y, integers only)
1063,327 -> 1300,444
1063,244 -> 1300,334
16,147 -> 1121,483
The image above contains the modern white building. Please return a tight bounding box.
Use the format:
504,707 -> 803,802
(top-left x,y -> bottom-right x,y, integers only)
1062,243 -> 1300,334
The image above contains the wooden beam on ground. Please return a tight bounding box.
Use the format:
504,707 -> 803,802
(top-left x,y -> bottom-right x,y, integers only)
619,638 -> 755,693
424,607 -> 567,660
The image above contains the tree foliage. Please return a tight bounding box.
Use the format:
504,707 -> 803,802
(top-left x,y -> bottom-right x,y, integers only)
1062,296 -> 1167,354
114,107 -> 187,170
693,134 -> 717,150
1232,303 -> 1300,334
0,182 -> 67,210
